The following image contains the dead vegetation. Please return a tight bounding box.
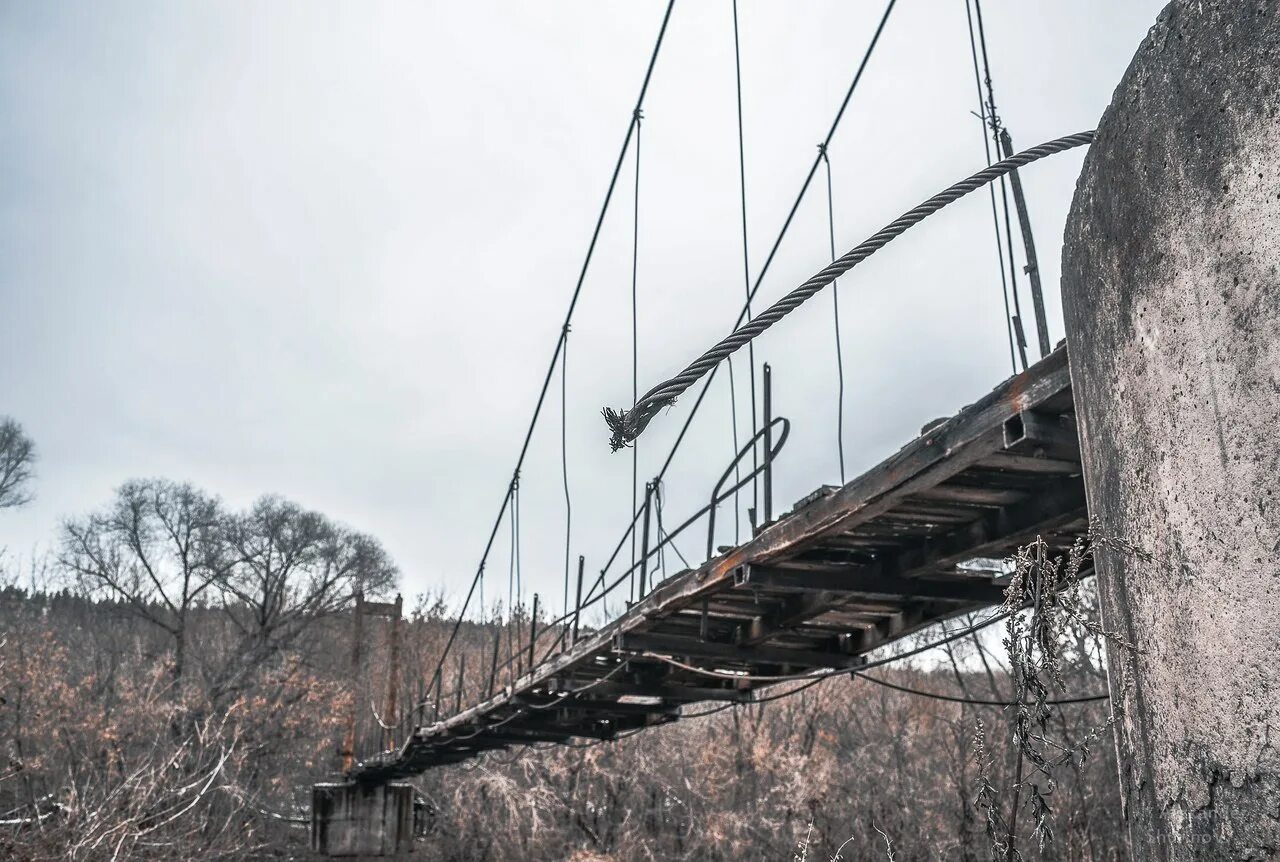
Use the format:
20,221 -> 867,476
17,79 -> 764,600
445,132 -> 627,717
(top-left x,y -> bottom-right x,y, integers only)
0,465 -> 1130,859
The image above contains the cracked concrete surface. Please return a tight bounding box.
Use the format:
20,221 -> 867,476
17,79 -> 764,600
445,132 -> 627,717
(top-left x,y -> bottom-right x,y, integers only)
1062,1 -> 1280,858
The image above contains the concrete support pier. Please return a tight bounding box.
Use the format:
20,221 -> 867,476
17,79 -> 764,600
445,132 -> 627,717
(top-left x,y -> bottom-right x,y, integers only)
312,782 -> 414,857
1062,1 -> 1279,858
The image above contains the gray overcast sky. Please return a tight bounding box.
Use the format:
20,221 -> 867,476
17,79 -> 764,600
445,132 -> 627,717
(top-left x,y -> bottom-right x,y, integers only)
1,1 -> 1163,614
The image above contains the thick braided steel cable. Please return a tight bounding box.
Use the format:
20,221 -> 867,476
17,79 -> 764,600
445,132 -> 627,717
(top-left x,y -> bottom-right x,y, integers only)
604,130 -> 1093,449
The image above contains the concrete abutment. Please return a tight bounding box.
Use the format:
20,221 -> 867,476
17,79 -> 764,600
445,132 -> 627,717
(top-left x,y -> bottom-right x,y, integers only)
1061,0 -> 1280,858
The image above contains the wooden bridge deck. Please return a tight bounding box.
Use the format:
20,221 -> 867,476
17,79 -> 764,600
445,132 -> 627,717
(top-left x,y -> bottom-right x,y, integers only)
354,347 -> 1085,780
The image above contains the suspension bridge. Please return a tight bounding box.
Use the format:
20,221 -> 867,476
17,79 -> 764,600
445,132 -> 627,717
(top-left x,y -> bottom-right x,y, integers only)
315,0 -> 1107,854
352,346 -> 1084,781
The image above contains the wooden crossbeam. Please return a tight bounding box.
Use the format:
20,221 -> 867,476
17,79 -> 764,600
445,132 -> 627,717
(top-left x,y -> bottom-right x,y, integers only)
616,631 -> 859,669
737,565 -> 1005,602
547,679 -> 751,703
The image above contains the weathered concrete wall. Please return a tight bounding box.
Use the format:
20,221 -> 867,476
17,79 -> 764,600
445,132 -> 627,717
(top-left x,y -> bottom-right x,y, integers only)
1061,1 -> 1280,858
312,782 -> 414,857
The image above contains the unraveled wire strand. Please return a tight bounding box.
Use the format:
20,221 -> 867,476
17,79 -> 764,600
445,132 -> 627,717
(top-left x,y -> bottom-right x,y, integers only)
603,130 -> 1094,449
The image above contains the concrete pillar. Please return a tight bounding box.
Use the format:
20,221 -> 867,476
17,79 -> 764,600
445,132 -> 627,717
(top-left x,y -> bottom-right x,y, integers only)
1061,1 -> 1279,858
311,782 -> 415,857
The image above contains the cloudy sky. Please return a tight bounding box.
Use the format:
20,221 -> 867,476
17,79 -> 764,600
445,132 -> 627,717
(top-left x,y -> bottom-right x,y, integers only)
1,1 -> 1164,617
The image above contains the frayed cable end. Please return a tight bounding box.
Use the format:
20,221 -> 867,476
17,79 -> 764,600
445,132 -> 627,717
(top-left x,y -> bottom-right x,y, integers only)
603,407 -> 633,452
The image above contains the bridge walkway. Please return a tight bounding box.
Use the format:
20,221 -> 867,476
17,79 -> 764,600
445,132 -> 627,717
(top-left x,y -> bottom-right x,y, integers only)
354,347 -> 1084,780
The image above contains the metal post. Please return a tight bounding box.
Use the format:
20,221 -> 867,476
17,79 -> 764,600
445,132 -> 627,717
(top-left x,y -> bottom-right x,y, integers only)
453,654 -> 466,716
528,593 -> 539,670
572,555 -> 585,643
762,363 -> 773,525
999,128 -> 1050,359
638,482 -> 653,598
487,625 -> 501,697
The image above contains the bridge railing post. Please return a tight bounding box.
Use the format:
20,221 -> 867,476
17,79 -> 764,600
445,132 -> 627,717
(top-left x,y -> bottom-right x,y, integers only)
762,363 -> 773,526
571,555 -> 585,643
638,482 -> 654,598
487,625 -> 501,698
527,593 -> 539,671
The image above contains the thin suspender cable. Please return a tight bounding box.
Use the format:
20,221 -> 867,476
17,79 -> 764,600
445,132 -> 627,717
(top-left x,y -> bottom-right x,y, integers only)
425,0 -> 676,698
514,479 -> 522,608
655,481 -> 691,571
818,144 -> 847,484
964,0 -> 1018,374
732,0 -> 759,526
630,110 -> 643,603
506,485 -> 517,669
561,331 -> 571,617
727,357 -> 741,543
970,0 -> 1026,372
974,0 -> 1028,371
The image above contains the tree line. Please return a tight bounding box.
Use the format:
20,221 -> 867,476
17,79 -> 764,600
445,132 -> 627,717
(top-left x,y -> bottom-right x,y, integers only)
0,417 -> 1129,860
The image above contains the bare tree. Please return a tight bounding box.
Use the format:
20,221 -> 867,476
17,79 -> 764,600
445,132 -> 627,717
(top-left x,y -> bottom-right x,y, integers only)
58,479 -> 231,687
0,419 -> 36,510
213,495 -> 397,695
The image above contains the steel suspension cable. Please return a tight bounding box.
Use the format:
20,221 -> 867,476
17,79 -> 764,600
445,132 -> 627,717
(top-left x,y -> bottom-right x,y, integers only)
965,0 -> 1023,373
818,144 -> 847,484
854,672 -> 1109,706
561,327 -> 571,617
506,480 -> 518,669
422,0 -> 677,698
630,109 -> 643,603
732,0 -> 759,526
514,477 -> 522,608
604,131 -> 1093,448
